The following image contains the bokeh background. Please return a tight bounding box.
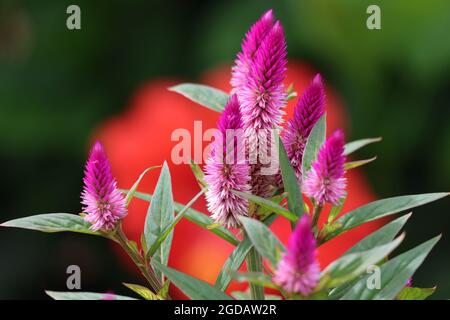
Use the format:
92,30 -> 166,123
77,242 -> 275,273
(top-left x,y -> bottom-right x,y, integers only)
0,0 -> 449,299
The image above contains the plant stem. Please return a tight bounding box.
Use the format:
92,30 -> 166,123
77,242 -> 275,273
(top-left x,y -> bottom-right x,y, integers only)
114,225 -> 170,299
312,205 -> 323,237
246,246 -> 265,300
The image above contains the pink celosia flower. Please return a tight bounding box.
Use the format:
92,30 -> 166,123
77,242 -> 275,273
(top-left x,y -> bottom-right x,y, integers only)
231,9 -> 275,92
204,95 -> 251,228
81,141 -> 127,231
303,129 -> 347,206
282,74 -> 326,184
231,11 -> 287,197
273,215 -> 320,296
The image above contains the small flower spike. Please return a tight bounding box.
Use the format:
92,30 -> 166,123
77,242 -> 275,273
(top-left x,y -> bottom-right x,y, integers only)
81,141 -> 127,231
303,129 -> 347,206
204,95 -> 251,228
273,215 -> 320,296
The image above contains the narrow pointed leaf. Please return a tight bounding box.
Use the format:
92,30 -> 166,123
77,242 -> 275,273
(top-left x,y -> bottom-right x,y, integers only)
328,214 -> 412,299
345,213 -> 412,254
45,291 -> 137,300
215,214 -> 277,291
278,136 -> 304,223
323,193 -> 449,241
396,287 -> 435,300
123,283 -> 161,300
342,235 -> 441,300
323,235 -> 404,288
152,261 -> 232,300
169,83 -> 229,112
302,114 -> 326,175
125,166 -> 161,206
327,195 -> 346,223
1,213 -> 102,236
344,156 -> 377,171
239,216 -> 285,267
189,159 -> 207,187
344,137 -> 382,156
147,188 -> 206,258
144,162 -> 174,280
233,272 -> 278,289
232,190 -> 297,222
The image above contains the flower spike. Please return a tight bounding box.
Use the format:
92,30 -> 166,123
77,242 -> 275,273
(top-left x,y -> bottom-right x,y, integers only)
204,95 -> 251,228
282,74 -> 326,184
81,141 -> 127,231
273,215 -> 320,296
303,129 -> 347,205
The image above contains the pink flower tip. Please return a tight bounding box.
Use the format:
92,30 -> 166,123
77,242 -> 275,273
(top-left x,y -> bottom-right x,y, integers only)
273,215 -> 320,296
81,141 -> 127,231
303,129 -> 347,206
281,73 -> 326,184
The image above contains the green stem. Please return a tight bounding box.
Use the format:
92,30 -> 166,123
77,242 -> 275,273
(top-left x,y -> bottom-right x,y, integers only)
312,205 -> 323,237
246,246 -> 265,300
114,225 -> 170,299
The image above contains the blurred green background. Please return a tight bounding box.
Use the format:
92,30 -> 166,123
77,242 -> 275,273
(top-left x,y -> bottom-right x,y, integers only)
0,0 -> 449,299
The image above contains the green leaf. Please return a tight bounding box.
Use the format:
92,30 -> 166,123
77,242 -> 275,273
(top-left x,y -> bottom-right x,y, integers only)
239,216 -> 285,267
144,162 -> 174,281
345,213 -> 412,254
1,213 -> 101,236
344,156 -> 377,171
125,166 -> 161,206
344,137 -> 382,156
256,193 -> 287,218
342,235 -> 441,300
152,260 -> 232,300
123,283 -> 161,300
45,291 -> 137,300
147,188 -> 206,258
302,114 -> 326,176
189,159 -> 207,187
215,214 -> 277,291
157,280 -> 171,300
231,291 -> 281,300
278,136 -> 304,224
169,83 -> 229,112
233,272 -> 278,289
327,195 -> 346,223
328,214 -> 412,299
122,190 -> 239,246
323,235 -> 404,288
232,190 -> 298,222
323,193 -> 449,242
396,286 -> 435,300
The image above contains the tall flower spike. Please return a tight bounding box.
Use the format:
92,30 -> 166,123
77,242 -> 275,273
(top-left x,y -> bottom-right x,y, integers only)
231,9 -> 275,92
273,215 -> 320,296
81,141 -> 127,231
237,19 -> 287,197
204,95 -> 251,228
303,129 -> 347,206
282,74 -> 326,184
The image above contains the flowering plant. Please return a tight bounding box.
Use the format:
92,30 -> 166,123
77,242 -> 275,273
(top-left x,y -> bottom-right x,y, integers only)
1,9 -> 448,300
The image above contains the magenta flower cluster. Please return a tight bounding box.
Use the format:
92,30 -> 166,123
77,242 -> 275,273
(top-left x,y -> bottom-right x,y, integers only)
273,215 -> 320,295
202,9 -> 348,297
204,95 -> 251,228
81,141 -> 127,231
303,129 -> 347,206
232,9 -> 287,198
79,9 -> 347,298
